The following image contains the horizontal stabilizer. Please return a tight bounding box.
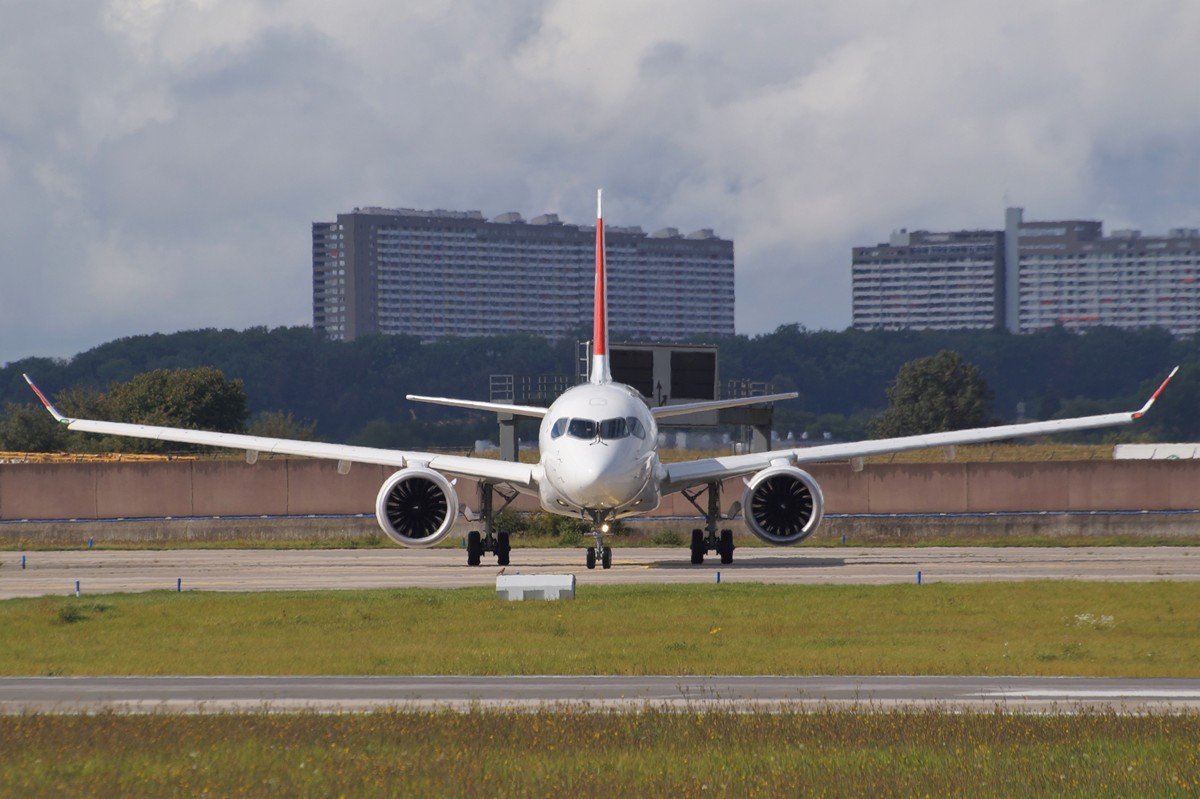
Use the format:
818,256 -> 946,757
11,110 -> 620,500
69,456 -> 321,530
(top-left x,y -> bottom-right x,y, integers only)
651,392 -> 798,419
406,395 -> 548,418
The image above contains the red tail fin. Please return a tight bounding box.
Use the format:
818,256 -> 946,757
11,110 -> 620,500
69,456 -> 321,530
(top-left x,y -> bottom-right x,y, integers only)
591,189 -> 611,384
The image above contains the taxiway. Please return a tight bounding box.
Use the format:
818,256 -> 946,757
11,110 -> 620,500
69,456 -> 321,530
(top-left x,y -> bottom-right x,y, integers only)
2,546 -> 1198,599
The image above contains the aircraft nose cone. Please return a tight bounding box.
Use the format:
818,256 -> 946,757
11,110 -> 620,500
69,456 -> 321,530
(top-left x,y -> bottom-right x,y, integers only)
552,447 -> 641,509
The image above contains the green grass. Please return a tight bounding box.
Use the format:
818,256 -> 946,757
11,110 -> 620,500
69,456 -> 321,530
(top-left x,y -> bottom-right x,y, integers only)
1,709 -> 1197,797
3,582 -> 1199,677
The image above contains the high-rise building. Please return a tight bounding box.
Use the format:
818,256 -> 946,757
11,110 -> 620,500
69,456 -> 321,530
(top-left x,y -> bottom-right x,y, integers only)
313,207 -> 735,342
852,208 -> 1200,336
851,229 -> 1005,331
1010,211 -> 1200,335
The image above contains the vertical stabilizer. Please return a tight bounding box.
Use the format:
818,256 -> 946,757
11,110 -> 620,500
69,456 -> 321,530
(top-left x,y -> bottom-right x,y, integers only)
591,189 -> 612,384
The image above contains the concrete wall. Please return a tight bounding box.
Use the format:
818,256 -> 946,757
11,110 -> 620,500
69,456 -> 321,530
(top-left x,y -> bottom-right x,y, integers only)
4,459 -> 1200,521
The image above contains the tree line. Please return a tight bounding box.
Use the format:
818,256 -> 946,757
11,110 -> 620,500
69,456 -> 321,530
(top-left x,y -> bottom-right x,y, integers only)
1,323 -> 1197,451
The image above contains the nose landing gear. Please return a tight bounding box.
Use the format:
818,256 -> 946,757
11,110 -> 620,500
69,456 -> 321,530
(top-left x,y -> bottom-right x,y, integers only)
585,513 -> 613,570
585,540 -> 612,570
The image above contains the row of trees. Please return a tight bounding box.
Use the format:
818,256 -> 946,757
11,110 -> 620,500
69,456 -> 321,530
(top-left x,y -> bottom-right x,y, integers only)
0,368 -> 315,453
1,323 -> 1196,450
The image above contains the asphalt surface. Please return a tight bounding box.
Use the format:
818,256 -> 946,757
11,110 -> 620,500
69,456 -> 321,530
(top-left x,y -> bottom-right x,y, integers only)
2,675 -> 1199,713
2,546 -> 1199,599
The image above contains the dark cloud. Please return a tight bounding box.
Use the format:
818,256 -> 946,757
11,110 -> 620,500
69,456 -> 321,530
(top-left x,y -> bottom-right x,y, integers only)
2,0 -> 1199,364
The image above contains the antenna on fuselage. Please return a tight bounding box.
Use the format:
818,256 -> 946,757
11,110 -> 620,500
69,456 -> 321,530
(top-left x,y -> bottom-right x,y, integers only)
591,188 -> 612,384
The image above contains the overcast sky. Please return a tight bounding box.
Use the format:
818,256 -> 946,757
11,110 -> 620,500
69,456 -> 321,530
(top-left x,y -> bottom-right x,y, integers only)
2,0 -> 1199,365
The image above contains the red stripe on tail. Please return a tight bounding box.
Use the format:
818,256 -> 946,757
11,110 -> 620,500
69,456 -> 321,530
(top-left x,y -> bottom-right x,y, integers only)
593,198 -> 606,357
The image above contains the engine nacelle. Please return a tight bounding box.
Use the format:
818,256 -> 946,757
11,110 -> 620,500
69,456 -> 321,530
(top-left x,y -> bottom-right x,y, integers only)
374,468 -> 459,548
741,466 -> 825,545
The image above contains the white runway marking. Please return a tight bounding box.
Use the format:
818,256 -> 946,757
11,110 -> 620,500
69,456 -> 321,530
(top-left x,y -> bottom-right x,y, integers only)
4,676 -> 1200,714
979,689 -> 1200,699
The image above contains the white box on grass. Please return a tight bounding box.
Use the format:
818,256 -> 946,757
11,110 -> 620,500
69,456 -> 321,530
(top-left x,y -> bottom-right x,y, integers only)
496,573 -> 576,601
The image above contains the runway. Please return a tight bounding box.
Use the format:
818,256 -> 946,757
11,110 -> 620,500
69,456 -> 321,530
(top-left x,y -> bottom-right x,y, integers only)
2,675 -> 1200,713
3,546 -> 1200,598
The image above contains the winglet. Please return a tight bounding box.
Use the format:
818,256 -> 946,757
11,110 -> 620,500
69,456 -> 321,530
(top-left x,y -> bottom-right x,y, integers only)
22,374 -> 68,423
1132,365 -> 1179,419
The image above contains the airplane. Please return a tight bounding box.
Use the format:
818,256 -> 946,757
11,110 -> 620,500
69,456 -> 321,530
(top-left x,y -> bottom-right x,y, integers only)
24,191 -> 1178,570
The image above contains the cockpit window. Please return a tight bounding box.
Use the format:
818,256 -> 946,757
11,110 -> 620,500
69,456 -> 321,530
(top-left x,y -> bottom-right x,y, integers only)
599,417 -> 629,439
627,416 -> 646,439
550,418 -> 568,439
567,418 -> 597,439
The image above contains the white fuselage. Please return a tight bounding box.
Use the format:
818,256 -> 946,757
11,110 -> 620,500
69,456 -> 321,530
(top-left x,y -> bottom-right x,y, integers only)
537,382 -> 663,520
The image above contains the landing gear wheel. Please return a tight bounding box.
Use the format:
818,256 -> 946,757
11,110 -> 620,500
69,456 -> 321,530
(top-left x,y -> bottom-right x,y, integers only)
718,529 -> 735,565
586,547 -> 597,570
690,529 -> 705,565
466,531 -> 482,567
601,546 -> 612,570
496,532 -> 511,566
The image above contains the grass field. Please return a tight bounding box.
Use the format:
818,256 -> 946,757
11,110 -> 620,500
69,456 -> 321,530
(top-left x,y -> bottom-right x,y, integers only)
1,708 -> 1197,797
3,582 -> 1199,677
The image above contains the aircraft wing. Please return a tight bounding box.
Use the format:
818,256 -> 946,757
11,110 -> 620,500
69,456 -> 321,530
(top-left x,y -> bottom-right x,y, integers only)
23,375 -> 536,488
663,367 -> 1178,492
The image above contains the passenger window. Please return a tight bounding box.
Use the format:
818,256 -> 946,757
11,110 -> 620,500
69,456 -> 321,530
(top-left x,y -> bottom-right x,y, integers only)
599,417 -> 629,439
568,418 -> 597,439
627,416 -> 645,439
550,418 -> 568,439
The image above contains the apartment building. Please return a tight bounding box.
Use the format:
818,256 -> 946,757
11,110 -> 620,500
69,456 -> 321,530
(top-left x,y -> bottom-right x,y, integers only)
313,207 -> 735,342
852,208 -> 1200,336
851,229 -> 1005,330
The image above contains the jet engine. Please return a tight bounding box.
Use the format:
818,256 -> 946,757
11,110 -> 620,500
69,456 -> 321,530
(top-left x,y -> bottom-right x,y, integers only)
741,466 -> 825,545
374,468 -> 459,547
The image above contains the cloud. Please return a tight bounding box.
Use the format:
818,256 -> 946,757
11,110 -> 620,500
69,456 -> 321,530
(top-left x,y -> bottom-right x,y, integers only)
2,0 -> 1199,364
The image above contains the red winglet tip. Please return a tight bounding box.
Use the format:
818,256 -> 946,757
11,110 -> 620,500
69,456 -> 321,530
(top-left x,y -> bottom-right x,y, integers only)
1150,366 -> 1178,401
1134,365 -> 1181,419
23,374 -> 50,408
22,374 -> 65,422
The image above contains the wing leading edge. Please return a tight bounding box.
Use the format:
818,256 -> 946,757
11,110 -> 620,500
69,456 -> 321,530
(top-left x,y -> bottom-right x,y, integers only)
650,392 -> 799,419
664,367 -> 1179,491
22,375 -> 536,488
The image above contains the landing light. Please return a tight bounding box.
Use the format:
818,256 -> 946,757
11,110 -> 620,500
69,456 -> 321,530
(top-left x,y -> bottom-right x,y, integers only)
601,523 -> 610,533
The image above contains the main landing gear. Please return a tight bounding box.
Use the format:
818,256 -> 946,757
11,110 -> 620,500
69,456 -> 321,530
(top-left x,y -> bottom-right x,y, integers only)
585,512 -> 613,570
465,483 -> 519,567
682,481 -> 736,566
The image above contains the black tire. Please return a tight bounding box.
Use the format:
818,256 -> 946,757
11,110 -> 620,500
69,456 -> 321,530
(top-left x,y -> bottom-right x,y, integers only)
586,547 -> 597,570
690,529 -> 705,565
601,546 -> 612,570
467,531 -> 482,567
496,532 -> 511,566
719,529 -> 735,565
